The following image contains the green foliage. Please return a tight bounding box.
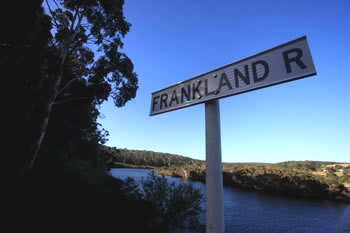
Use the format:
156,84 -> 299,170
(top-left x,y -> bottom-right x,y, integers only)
2,0 -> 139,174
48,0 -> 138,107
343,167 -> 350,176
101,145 -> 204,168
142,171 -> 205,233
276,161 -> 331,171
334,165 -> 343,170
36,0 -> 138,168
340,176 -> 350,184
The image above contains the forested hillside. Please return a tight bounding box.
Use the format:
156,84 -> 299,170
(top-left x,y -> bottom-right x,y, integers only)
100,144 -> 204,168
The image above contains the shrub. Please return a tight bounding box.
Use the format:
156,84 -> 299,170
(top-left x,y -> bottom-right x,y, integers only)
142,171 -> 205,233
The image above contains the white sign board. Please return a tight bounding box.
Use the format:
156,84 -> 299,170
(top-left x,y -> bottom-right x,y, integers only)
150,36 -> 316,116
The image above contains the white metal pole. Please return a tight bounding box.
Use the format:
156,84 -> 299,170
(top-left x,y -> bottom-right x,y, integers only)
205,99 -> 225,233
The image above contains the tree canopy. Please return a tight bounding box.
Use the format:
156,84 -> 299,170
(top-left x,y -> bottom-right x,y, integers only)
2,0 -> 138,175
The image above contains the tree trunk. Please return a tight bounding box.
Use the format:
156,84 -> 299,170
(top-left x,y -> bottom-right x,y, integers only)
26,100 -> 53,171
22,11 -> 81,174
24,73 -> 63,173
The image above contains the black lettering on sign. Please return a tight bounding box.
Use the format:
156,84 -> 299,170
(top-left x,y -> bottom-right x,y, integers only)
217,72 -> 232,94
205,79 -> 216,96
181,85 -> 191,103
283,48 -> 307,73
192,80 -> 203,100
160,93 -> 168,109
169,90 -> 179,107
234,65 -> 250,88
152,95 -> 160,111
252,60 -> 269,83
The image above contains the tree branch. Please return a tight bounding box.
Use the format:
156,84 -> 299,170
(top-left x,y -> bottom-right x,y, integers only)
55,77 -> 79,100
56,11 -> 83,77
75,12 -> 84,33
70,8 -> 78,32
65,40 -> 84,63
45,0 -> 59,27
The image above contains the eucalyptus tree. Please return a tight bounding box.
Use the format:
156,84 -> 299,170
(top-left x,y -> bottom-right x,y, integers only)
25,0 -> 138,172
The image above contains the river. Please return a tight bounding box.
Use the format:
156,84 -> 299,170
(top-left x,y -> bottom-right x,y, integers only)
110,168 -> 350,233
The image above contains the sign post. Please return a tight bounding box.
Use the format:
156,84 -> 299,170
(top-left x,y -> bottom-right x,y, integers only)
205,99 -> 224,233
150,36 -> 317,233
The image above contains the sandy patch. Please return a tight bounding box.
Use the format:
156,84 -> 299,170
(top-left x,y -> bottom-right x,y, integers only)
312,171 -> 327,176
335,172 -> 344,177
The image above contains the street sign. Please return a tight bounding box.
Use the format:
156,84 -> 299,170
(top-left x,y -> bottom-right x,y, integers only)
149,36 -> 317,233
150,36 -> 316,116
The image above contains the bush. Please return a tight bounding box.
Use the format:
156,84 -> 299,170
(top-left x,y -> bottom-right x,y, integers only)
142,171 -> 205,233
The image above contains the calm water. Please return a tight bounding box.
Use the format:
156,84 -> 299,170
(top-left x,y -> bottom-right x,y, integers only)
110,168 -> 350,233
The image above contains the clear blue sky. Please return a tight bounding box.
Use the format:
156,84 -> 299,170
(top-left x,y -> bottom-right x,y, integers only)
98,0 -> 350,163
